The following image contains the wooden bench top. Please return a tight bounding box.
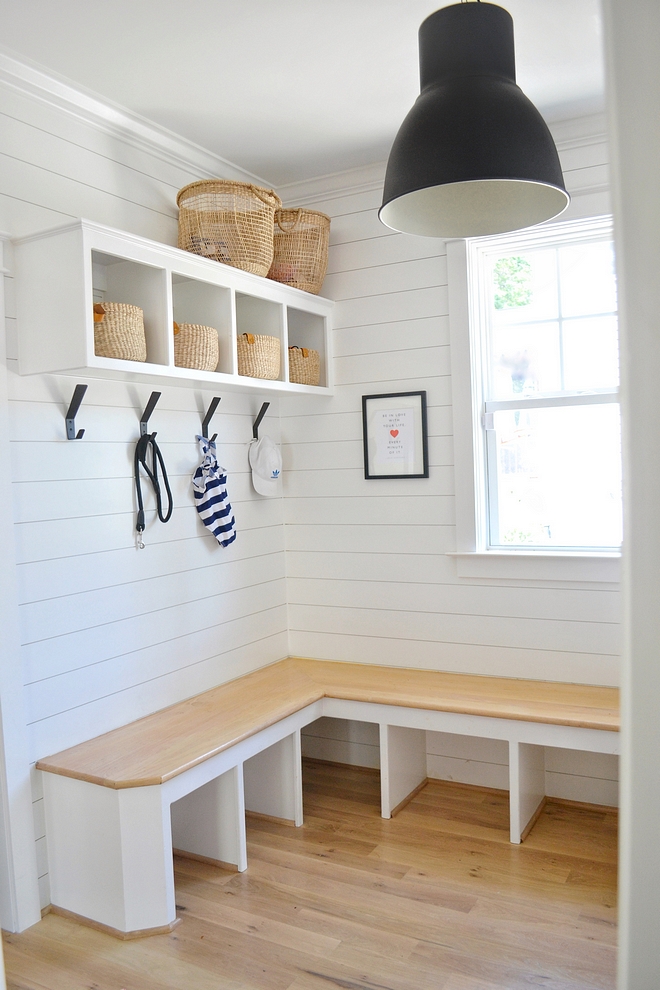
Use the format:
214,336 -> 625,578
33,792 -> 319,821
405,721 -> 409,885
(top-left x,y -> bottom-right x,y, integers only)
36,657 -> 620,789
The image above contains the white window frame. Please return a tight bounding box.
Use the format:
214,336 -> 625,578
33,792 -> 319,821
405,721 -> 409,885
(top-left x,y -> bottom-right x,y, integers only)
447,215 -> 621,583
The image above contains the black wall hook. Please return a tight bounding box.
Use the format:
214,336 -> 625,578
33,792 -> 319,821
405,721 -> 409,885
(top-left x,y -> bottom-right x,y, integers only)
65,384 -> 88,439
202,396 -> 221,443
139,391 -> 161,437
253,401 -> 270,440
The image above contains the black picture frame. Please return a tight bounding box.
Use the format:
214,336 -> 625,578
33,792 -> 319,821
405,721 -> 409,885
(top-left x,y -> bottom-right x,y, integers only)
362,390 -> 429,479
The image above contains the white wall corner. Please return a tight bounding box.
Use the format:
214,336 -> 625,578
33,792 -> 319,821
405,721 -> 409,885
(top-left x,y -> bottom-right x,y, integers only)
0,236 -> 41,931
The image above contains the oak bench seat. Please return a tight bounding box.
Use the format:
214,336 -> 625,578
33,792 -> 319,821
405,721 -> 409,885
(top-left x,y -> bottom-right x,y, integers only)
36,656 -> 620,938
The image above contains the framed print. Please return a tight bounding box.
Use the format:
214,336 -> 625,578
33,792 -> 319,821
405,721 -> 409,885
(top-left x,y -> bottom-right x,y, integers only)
362,390 -> 429,479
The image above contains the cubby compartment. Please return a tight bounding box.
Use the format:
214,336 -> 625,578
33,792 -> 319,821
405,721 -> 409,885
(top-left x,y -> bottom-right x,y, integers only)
14,219 -> 333,392
235,292 -> 285,381
171,274 -> 233,374
91,251 -> 169,366
286,307 -> 328,387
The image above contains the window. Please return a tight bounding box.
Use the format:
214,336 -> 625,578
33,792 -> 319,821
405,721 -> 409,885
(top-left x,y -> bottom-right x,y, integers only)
448,216 -> 622,582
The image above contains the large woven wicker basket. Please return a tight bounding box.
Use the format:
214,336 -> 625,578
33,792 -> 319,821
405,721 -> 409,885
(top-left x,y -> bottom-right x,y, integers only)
268,208 -> 330,294
173,323 -> 219,372
237,333 -> 280,380
288,346 -> 320,386
93,302 -> 146,362
177,180 -> 282,277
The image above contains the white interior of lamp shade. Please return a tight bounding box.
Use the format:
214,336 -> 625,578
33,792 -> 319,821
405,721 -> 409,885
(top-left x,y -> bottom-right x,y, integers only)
379,179 -> 570,238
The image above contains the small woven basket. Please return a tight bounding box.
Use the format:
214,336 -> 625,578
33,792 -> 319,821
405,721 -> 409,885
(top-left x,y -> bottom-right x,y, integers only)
93,302 -> 146,362
177,179 -> 282,277
268,209 -> 330,294
173,323 -> 219,372
237,333 -> 280,380
288,346 -> 320,386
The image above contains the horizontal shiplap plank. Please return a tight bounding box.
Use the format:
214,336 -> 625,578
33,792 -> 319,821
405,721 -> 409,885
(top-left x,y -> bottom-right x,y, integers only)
26,589 -> 286,720
280,383 -> 454,430
323,256 -> 447,301
283,466 -> 454,499
334,346 -> 450,386
300,187 -> 384,220
328,209 -> 392,246
544,747 -> 619,780
302,717 -> 380,746
287,630 -> 620,685
28,628 -> 289,760
0,191 -> 73,240
0,84 -> 207,191
286,578 -> 620,625
333,316 -> 450,358
285,550 -> 457,585
334,285 -> 448,330
9,398 -> 276,447
560,140 -> 609,173
284,523 -> 455,556
21,554 -> 286,644
301,736 -> 380,769
325,233 -> 445,278
0,154 -> 178,243
283,495 -> 454,527
10,440 -> 255,484
545,773 -> 618,807
17,530 -> 284,604
282,435 -> 455,472
7,376 -> 277,418
426,731 -> 508,762
25,594 -> 287,708
427,755 -> 509,790
565,162 -> 610,194
32,797 -> 46,840
11,474 -> 279,526
13,502 -> 284,563
288,603 -> 620,655
1,111 -> 181,221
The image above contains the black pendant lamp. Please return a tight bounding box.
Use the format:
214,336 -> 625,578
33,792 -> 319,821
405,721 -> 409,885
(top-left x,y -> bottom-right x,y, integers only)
379,1 -> 570,238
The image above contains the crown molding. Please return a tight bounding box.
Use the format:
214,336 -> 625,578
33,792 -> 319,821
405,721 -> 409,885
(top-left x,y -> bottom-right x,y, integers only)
0,47 -> 267,185
277,112 -> 609,206
550,111 -> 609,151
277,161 -> 387,207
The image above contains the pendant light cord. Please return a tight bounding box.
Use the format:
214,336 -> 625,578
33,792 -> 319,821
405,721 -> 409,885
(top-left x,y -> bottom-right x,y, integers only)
134,432 -> 173,538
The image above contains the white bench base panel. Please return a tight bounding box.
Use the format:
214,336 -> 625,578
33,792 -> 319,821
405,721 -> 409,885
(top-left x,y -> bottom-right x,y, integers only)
41,698 -> 619,937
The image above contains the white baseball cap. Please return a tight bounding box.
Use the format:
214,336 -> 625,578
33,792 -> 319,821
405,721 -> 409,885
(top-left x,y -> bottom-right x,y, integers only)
249,435 -> 282,496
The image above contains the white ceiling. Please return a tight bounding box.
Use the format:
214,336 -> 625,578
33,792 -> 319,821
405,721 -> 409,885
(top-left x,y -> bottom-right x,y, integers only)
1,0 -> 605,187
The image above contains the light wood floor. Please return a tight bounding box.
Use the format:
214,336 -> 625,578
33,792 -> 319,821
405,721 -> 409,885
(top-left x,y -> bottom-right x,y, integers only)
3,760 -> 618,990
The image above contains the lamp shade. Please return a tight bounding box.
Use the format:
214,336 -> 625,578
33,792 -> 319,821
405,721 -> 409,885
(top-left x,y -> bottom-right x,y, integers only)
379,2 -> 570,238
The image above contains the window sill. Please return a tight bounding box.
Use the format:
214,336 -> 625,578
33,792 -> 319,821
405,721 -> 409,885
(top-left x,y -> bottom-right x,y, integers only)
447,551 -> 621,583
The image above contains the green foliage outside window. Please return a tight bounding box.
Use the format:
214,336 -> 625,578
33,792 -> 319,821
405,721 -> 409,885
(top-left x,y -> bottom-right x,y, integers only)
493,256 -> 533,310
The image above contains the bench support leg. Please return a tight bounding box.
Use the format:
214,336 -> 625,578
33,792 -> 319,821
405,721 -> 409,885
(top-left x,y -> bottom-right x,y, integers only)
509,741 -> 546,843
43,773 -> 176,935
243,732 -> 303,826
380,724 -> 427,819
171,765 -> 247,872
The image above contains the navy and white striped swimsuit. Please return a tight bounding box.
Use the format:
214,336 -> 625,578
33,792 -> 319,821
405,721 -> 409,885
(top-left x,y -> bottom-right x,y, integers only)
192,435 -> 237,547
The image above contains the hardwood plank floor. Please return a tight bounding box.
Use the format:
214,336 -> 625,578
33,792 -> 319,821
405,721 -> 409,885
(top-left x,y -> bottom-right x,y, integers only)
3,760 -> 617,990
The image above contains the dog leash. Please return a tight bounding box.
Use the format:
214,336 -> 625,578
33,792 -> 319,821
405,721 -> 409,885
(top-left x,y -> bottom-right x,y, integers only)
134,432 -> 173,548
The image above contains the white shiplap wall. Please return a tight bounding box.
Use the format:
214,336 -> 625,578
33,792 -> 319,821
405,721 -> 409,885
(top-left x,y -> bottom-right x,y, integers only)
284,114 -> 620,806
0,69 -> 288,911
0,62 -> 622,923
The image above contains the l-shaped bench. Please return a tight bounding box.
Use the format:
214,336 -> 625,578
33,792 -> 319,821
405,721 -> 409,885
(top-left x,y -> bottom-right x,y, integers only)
36,656 -> 620,939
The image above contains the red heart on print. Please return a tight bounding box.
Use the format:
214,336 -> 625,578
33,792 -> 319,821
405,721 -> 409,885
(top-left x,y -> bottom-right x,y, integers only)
390,429 -> 399,437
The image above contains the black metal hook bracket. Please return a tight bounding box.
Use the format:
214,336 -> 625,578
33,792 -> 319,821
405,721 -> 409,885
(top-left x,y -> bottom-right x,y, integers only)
202,396 -> 221,443
139,391 -> 161,437
253,401 -> 270,440
65,384 -> 88,439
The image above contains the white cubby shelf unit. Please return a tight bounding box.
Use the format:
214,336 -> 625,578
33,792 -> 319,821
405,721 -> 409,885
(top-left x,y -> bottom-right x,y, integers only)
13,219 -> 333,394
